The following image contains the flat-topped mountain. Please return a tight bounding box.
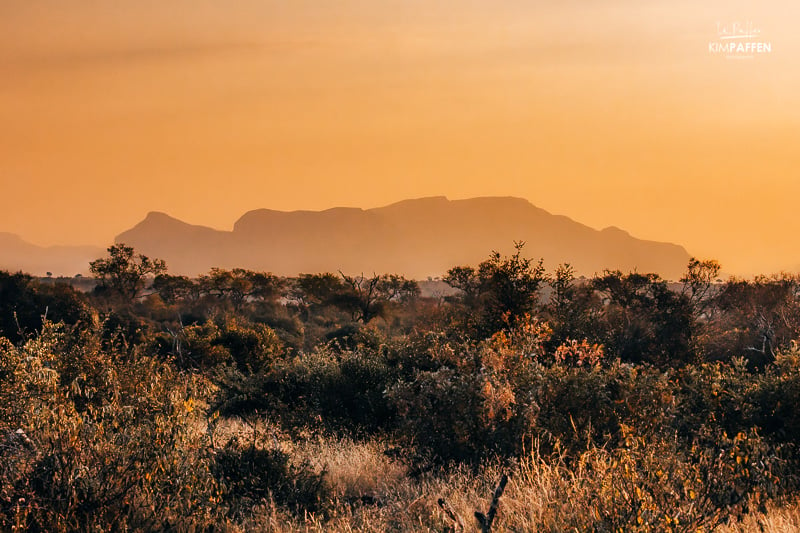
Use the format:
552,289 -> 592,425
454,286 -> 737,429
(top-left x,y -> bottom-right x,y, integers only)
116,197 -> 691,279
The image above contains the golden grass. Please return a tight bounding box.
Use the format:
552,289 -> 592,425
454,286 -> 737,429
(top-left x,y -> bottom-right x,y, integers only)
717,499 -> 800,533
212,417 -> 800,532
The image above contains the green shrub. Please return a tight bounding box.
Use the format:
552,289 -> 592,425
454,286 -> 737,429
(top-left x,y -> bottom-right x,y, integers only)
217,343 -> 396,433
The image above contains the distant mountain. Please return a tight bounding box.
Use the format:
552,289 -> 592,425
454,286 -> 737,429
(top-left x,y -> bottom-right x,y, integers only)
0,233 -> 102,277
116,197 -> 692,279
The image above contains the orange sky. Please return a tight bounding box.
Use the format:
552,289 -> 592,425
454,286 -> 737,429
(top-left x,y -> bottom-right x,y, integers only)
1,1 -> 799,276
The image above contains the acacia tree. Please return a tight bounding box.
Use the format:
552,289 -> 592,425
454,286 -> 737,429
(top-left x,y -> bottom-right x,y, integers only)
89,244 -> 167,303
198,268 -> 284,311
288,273 -> 347,322
152,274 -> 199,305
292,273 -> 343,306
337,272 -> 420,323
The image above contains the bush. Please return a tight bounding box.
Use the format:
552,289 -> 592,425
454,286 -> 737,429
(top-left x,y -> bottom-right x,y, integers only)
0,272 -> 94,343
515,428 -> 787,532
747,345 -> 800,445
0,323 -> 222,532
148,318 -> 284,372
217,343 -> 397,433
213,438 -> 328,518
386,319 -> 548,461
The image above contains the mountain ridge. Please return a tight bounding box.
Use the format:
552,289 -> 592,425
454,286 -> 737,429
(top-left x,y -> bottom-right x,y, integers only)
116,196 -> 692,279
0,197 -> 692,278
0,232 -> 103,277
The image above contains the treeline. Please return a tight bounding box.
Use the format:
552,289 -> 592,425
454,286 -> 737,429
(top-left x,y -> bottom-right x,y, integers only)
10,243 -> 798,370
3,243 -> 800,530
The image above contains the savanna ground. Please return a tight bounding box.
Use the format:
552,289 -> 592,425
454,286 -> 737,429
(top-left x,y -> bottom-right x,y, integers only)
4,243 -> 800,531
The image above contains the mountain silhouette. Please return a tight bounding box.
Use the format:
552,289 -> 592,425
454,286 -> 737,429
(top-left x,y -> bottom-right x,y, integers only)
115,197 -> 691,279
0,233 -> 102,277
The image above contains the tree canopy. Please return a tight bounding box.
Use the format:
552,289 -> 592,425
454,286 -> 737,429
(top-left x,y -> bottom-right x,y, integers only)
89,243 -> 167,303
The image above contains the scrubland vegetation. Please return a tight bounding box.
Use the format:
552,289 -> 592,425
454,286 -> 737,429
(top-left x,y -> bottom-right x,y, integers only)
5,243 -> 800,531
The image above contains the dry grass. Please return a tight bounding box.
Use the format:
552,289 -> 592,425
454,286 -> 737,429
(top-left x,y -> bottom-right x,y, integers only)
211,417 -> 800,532
241,463 -> 498,533
717,499 -> 800,532
231,431 -> 574,532
291,436 -> 408,502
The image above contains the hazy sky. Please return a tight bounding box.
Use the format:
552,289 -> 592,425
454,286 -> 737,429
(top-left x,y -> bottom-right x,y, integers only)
2,1 -> 799,275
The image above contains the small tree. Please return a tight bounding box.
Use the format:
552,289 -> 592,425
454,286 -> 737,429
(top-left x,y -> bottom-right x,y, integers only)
680,258 -> 722,320
198,268 -> 284,311
337,272 -> 420,323
152,274 -> 199,305
592,270 -> 693,367
478,242 -> 546,322
548,263 -> 576,320
445,242 -> 547,338
543,263 -> 599,347
89,244 -> 167,303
